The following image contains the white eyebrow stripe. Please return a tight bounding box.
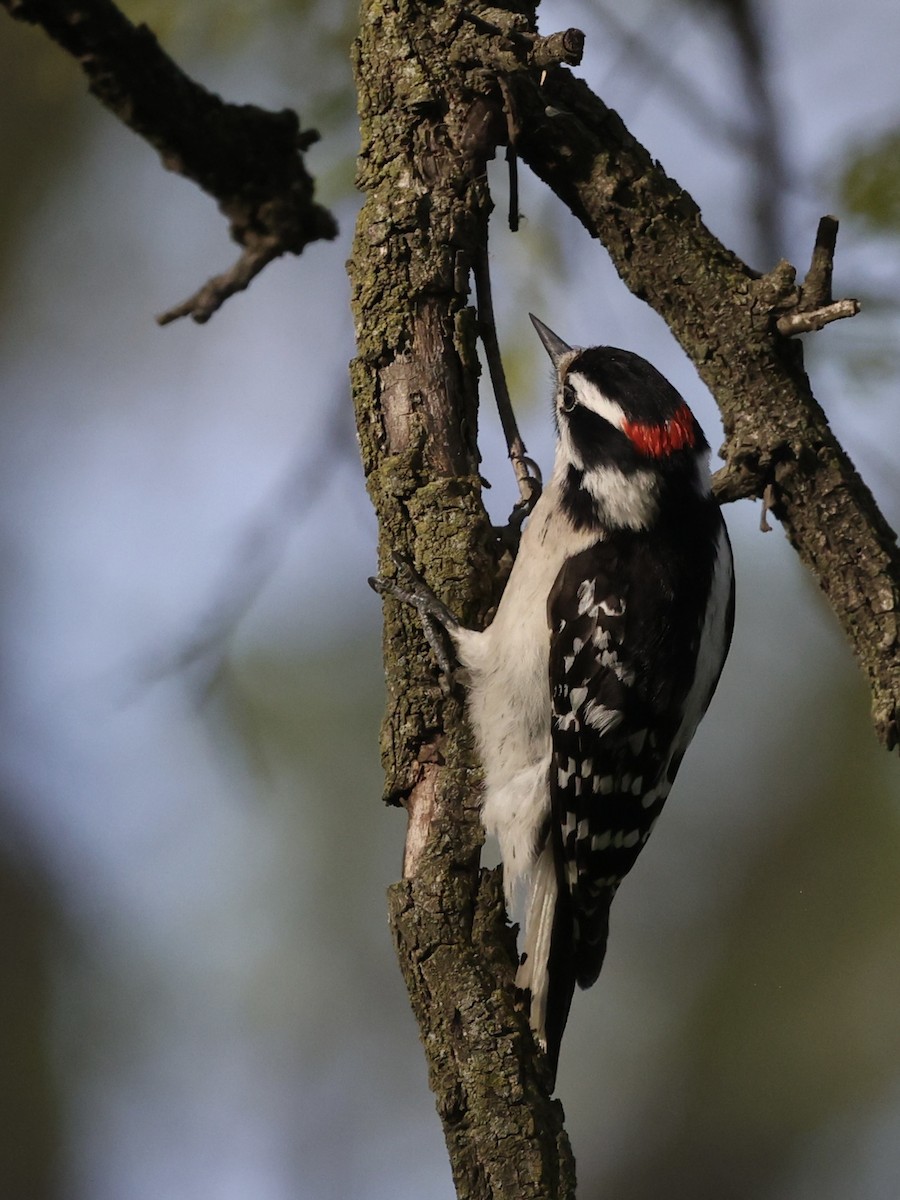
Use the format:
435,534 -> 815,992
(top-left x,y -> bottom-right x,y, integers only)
566,374 -> 626,429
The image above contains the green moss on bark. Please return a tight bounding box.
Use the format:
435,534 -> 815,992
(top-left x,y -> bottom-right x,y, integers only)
349,2 -> 576,1195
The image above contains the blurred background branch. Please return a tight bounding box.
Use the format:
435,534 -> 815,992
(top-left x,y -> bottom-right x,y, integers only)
3,0 -> 338,323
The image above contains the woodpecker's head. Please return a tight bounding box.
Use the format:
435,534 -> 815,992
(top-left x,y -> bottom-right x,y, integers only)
530,315 -> 712,531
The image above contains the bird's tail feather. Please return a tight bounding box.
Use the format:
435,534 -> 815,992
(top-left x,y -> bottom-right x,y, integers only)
515,845 -> 576,1084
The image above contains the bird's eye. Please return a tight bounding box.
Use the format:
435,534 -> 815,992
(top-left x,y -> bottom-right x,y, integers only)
561,382 -> 577,412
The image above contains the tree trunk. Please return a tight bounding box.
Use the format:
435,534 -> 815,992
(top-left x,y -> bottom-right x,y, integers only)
349,1 -> 576,1196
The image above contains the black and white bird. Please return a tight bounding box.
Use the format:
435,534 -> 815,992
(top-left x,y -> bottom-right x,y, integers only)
375,316 -> 734,1082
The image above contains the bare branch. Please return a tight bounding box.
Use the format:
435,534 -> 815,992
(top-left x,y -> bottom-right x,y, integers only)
157,238 -> 282,326
511,67 -> 898,750
804,213 -> 840,308
530,27 -> 585,71
473,242 -> 542,519
776,299 -> 860,337
591,3 -> 756,155
3,0 -> 337,322
775,215 -> 860,335
460,11 -> 584,71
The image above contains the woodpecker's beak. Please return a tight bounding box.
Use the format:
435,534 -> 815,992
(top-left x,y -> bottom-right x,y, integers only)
529,314 -> 573,368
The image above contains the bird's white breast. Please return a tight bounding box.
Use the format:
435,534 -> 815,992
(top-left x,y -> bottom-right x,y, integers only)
452,470 -> 599,894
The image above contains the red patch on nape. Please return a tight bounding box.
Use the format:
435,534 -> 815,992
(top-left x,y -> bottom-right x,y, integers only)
622,402 -> 696,458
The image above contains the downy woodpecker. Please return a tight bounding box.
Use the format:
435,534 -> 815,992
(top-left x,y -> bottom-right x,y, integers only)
375,316 -> 734,1081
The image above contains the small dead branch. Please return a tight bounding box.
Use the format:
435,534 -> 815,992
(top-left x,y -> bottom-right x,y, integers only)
529,27 -> 585,71
776,298 -> 860,337
4,0 -> 337,323
776,215 -> 860,336
157,238 -> 283,326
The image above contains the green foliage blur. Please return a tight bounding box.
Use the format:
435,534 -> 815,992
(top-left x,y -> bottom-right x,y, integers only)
840,129 -> 900,234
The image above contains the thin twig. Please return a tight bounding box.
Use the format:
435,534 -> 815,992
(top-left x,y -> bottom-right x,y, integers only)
776,215 -> 860,337
776,299 -> 860,337
473,240 -> 542,516
803,214 -> 839,307
497,75 -> 521,232
591,2 -> 755,154
759,482 -> 775,532
157,238 -> 282,326
506,145 -> 520,232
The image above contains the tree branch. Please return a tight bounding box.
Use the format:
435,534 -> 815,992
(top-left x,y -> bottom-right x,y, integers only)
473,240 -> 541,520
507,61 -> 897,751
3,0 -> 338,323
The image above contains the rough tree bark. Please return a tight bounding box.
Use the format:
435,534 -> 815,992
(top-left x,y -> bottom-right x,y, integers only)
349,4 -> 576,1196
